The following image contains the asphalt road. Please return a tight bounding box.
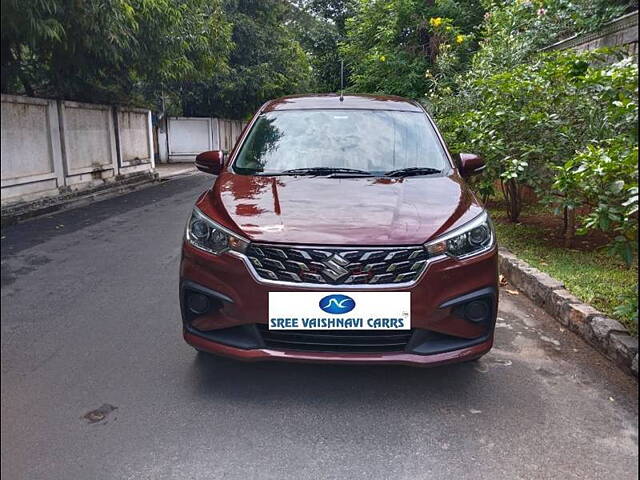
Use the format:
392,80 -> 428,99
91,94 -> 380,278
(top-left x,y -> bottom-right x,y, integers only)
1,173 -> 638,480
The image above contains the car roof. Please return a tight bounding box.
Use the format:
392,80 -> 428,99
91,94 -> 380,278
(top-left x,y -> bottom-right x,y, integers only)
262,94 -> 423,113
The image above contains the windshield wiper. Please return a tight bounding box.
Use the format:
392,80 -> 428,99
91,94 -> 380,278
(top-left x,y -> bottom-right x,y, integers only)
277,167 -> 373,176
383,167 -> 442,177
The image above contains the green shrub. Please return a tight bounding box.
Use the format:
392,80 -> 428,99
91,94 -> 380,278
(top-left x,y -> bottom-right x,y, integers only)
553,142 -> 638,264
614,285 -> 639,333
470,0 -> 628,77
430,50 -> 638,230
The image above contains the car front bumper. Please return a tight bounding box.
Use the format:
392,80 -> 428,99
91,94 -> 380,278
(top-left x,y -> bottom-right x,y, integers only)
184,329 -> 493,366
180,241 -> 499,367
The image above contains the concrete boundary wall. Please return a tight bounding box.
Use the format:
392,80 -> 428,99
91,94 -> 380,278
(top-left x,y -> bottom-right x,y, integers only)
1,94 -> 155,206
1,95 -> 65,201
542,10 -> 638,56
115,106 -> 155,175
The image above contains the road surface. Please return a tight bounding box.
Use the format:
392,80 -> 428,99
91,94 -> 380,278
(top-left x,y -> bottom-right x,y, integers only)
1,173 -> 637,479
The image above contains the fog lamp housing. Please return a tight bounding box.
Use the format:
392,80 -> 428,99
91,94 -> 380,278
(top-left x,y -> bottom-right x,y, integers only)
464,300 -> 490,323
187,292 -> 210,315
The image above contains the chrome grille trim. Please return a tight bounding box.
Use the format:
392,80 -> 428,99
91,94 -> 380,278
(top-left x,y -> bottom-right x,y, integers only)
242,243 -> 435,286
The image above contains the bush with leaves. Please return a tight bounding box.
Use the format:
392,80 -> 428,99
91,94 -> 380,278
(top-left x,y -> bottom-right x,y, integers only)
553,143 -> 638,264
430,50 -> 638,227
470,0 -> 629,75
615,285 -> 639,334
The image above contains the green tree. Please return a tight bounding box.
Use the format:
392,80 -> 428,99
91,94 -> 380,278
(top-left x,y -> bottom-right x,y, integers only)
302,0 -> 357,32
340,0 -> 485,98
289,0 -> 357,92
177,0 -> 312,119
1,0 -> 232,106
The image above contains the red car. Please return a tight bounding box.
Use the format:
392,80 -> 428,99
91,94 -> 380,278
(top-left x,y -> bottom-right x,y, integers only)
180,94 -> 498,367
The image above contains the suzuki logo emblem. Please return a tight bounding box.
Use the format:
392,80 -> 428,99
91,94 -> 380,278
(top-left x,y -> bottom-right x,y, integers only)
321,254 -> 350,282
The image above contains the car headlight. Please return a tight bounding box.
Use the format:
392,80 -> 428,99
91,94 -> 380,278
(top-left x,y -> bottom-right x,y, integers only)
424,211 -> 495,259
186,208 -> 249,255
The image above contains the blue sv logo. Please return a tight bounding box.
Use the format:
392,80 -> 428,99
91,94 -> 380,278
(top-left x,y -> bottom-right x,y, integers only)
319,294 -> 356,314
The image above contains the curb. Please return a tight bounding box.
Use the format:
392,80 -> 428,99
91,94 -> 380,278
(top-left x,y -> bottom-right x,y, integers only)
156,165 -> 197,180
1,171 -> 159,227
498,247 -> 638,377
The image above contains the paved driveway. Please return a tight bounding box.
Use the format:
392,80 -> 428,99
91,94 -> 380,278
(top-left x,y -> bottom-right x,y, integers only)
1,174 -> 637,479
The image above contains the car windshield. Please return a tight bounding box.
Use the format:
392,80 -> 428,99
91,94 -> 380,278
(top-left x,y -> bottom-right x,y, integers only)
232,109 -> 450,175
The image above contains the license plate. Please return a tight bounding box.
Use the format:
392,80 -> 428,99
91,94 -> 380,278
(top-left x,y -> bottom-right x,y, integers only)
268,292 -> 410,330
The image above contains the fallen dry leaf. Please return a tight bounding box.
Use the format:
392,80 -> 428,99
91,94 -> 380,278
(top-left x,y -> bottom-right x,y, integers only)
505,289 -> 519,295
499,274 -> 508,286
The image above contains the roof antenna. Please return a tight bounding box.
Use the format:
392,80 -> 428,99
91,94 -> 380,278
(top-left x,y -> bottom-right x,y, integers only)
339,59 -> 344,102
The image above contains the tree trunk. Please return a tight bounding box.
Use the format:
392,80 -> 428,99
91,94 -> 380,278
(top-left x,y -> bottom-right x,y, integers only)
564,206 -> 575,248
502,179 -> 522,222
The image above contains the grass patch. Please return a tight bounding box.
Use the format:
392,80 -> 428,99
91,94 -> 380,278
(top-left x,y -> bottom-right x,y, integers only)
490,207 -> 638,336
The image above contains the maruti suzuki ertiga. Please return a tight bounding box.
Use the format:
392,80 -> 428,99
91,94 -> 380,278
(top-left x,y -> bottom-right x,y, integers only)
180,94 -> 498,366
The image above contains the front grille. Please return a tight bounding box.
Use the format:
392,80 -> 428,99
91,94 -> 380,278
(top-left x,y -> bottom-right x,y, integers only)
256,324 -> 413,353
245,244 -> 429,285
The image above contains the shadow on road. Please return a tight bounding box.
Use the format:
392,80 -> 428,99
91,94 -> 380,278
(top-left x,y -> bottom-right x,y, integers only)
1,175 -> 209,257
186,351 -> 498,407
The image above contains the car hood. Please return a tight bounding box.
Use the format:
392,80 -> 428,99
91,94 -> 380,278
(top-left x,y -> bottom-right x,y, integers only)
200,172 -> 484,246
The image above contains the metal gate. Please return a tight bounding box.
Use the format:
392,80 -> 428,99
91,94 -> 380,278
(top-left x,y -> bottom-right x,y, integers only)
166,117 -> 217,162
162,117 -> 246,163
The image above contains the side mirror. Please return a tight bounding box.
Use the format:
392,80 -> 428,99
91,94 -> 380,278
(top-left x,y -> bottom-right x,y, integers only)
195,150 -> 224,175
455,153 -> 485,177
